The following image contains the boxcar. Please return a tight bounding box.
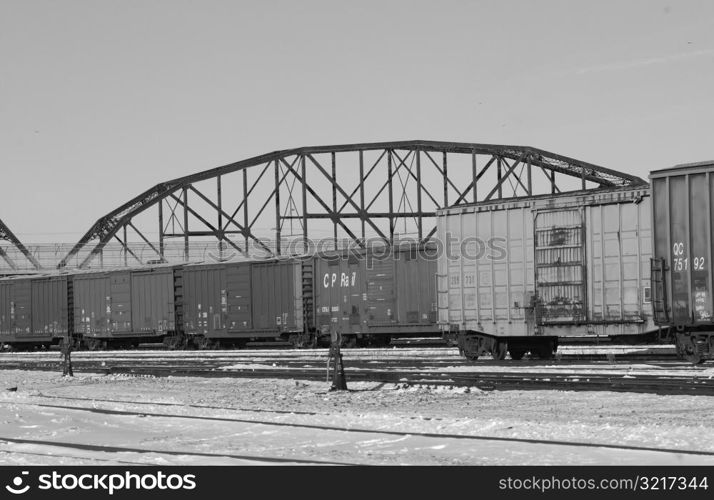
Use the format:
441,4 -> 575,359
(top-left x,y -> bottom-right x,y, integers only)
179,245 -> 439,348
181,258 -> 307,348
0,273 -> 69,349
436,186 -> 656,360
651,161 -> 714,363
313,245 -> 438,345
72,265 -> 182,349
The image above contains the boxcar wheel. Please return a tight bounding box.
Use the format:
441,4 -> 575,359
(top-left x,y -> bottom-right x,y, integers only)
675,333 -> 705,364
196,336 -> 218,350
491,340 -> 507,360
685,352 -> 704,365
288,333 -> 311,349
163,335 -> 183,351
86,339 -> 103,351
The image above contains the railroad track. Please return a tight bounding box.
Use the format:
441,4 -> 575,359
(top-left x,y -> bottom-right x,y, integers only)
0,344 -> 678,360
2,355 -> 712,397
95,366 -> 714,396
0,347 -> 685,375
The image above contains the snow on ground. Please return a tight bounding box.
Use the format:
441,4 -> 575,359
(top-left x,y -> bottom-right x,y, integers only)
0,370 -> 713,465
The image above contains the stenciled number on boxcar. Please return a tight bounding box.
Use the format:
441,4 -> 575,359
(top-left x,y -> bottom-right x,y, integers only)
672,241 -> 705,272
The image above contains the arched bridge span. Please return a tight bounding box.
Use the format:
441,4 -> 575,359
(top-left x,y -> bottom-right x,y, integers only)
58,140 -> 647,269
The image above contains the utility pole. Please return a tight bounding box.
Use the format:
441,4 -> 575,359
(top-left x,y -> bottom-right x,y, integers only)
61,332 -> 74,377
327,327 -> 347,391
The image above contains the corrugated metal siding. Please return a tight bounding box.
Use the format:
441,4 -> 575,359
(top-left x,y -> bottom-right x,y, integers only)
11,281 -> 31,335
0,279 -> 32,337
438,205 -> 534,335
226,263 -> 252,330
183,261 -> 302,336
73,273 -> 112,335
395,248 -> 437,324
293,261 -> 304,330
312,247 -> 437,334
437,188 -> 654,337
31,276 -> 68,336
669,176 -> 690,323
131,269 -> 175,335
251,260 -> 303,332
651,166 -> 714,325
313,253 -> 366,333
587,201 -> 651,323
0,282 -> 13,335
182,265 -> 226,335
110,272 -> 132,332
690,173 -> 710,321
366,257 -> 395,325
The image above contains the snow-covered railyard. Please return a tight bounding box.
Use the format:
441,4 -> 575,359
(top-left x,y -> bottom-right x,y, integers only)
1,369 -> 713,465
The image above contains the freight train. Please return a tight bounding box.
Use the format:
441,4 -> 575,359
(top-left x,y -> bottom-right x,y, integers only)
0,245 -> 438,350
3,161 -> 713,363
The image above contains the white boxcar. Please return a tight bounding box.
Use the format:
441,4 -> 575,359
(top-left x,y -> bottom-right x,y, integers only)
436,186 -> 656,360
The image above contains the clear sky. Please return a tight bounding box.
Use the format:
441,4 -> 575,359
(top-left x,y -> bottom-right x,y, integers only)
2,0 -> 713,243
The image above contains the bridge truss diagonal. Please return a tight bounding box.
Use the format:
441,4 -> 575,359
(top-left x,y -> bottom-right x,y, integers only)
0,218 -> 42,271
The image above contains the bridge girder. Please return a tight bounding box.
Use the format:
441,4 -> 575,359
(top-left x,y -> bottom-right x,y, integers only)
58,140 -> 647,269
0,218 -> 42,270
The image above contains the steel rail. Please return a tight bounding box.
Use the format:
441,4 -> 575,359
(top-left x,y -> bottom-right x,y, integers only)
2,361 -> 712,396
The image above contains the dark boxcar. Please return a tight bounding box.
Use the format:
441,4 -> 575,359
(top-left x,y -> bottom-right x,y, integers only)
396,246 -> 439,327
312,245 -> 438,344
314,250 -> 367,338
651,161 -> 714,362
73,270 -> 130,344
31,275 -> 70,339
0,277 -> 31,343
182,262 -> 232,340
182,258 -> 306,348
72,266 -> 180,349
0,274 -> 68,348
131,267 -> 180,337
251,259 -> 305,332
182,261 -> 252,347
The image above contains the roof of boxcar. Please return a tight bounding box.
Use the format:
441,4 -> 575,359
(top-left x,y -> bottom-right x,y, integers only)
650,160 -> 714,177
439,184 -> 650,213
0,262 -> 185,282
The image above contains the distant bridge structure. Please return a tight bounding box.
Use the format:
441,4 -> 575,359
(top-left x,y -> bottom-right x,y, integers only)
57,140 -> 647,269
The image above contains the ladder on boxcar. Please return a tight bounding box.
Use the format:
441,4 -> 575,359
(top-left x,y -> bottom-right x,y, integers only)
67,277 -> 76,347
301,259 -> 315,335
173,268 -> 184,335
650,257 -> 669,323
435,273 -> 453,335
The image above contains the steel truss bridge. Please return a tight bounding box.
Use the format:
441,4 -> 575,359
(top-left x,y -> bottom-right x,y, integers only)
49,140 -> 647,269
